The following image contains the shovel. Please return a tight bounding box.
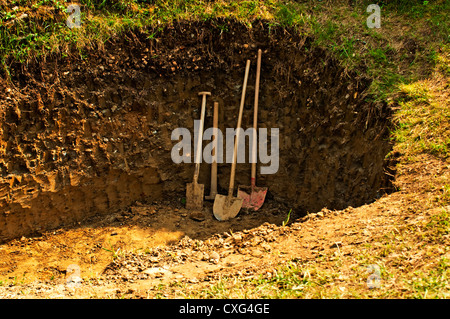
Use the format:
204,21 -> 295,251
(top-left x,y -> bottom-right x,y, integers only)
186,91 -> 210,212
213,60 -> 251,221
238,49 -> 268,211
205,101 -> 219,201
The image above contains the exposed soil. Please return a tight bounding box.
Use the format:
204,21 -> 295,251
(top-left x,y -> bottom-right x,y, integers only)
0,19 -> 393,243
0,19 -> 397,296
0,195 -> 291,287
0,152 -> 447,299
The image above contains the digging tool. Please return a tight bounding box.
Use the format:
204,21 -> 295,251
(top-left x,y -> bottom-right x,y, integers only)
205,101 -> 219,201
186,91 -> 210,212
213,60 -> 251,221
238,49 -> 268,211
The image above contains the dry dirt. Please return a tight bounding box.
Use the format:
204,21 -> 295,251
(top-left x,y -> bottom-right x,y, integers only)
0,153 -> 448,298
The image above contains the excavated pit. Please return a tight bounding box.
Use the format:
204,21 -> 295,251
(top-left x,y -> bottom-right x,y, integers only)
0,20 -> 393,242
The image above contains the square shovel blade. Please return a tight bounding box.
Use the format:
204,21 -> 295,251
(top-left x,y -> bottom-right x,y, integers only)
186,182 -> 204,211
237,186 -> 268,211
213,194 -> 243,221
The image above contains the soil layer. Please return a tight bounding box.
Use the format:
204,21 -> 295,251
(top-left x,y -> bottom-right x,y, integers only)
0,19 -> 392,242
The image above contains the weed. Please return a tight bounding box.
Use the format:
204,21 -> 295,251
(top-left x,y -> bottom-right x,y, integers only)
282,209 -> 292,227
424,208 -> 450,240
275,3 -> 301,27
102,241 -> 121,259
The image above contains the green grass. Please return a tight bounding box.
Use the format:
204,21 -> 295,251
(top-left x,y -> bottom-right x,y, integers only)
392,61 -> 450,159
282,208 -> 292,227
424,208 -> 450,240
180,261 -> 325,299
1,0 -> 449,103
409,255 -> 450,299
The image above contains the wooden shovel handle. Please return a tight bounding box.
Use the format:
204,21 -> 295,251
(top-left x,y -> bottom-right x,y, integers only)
194,92 -> 210,183
251,49 -> 262,187
229,60 -> 251,195
210,102 -> 219,196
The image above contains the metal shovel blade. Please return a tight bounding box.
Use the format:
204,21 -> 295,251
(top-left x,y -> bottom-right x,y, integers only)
213,194 -> 243,221
237,185 -> 268,211
186,182 -> 204,211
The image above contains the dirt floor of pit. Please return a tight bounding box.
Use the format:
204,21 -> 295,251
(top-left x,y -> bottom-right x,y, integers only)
0,196 -> 291,286
0,197 -> 375,298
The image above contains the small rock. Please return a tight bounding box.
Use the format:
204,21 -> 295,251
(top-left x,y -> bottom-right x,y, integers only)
250,249 -> 263,258
148,256 -> 159,263
17,13 -> 28,20
189,211 -> 205,222
108,214 -> 119,223
264,234 -> 276,242
142,267 -> 170,278
209,251 -> 220,263
250,236 -> 263,246
194,251 -> 205,261
201,252 -> 209,261
232,233 -> 243,243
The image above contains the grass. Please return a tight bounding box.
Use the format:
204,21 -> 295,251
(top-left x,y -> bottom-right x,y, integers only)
0,274 -> 27,287
101,240 -> 122,259
163,261 -> 324,299
1,0 -> 449,102
392,48 -> 450,159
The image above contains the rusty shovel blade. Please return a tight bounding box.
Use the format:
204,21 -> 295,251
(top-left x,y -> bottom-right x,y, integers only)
237,185 -> 267,211
186,182 -> 204,211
